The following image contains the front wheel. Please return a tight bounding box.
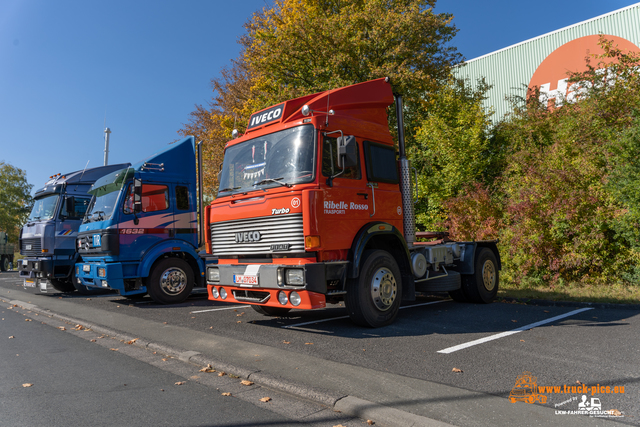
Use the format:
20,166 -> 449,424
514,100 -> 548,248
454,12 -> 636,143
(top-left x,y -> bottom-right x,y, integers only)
345,249 -> 402,328
251,306 -> 292,317
147,258 -> 194,304
461,247 -> 499,303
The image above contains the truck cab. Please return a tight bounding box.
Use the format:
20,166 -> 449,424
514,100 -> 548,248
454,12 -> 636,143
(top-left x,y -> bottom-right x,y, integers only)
205,78 -> 501,327
75,137 -> 207,304
19,164 -> 129,293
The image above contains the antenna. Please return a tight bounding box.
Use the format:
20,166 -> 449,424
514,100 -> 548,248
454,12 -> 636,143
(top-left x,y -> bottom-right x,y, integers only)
74,160 -> 90,191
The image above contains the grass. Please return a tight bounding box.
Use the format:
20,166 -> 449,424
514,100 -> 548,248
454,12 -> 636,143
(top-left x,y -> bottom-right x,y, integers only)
498,281 -> 640,305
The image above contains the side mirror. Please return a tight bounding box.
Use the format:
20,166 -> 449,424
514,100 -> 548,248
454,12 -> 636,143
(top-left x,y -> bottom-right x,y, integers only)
65,196 -> 75,217
133,178 -> 143,214
337,135 -> 357,168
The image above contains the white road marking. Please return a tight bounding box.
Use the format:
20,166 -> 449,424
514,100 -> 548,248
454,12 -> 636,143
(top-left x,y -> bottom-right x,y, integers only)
437,307 -> 594,354
282,299 -> 448,329
190,305 -> 251,314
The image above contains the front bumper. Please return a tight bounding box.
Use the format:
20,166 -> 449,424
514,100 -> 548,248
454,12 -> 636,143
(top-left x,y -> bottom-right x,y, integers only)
22,277 -> 58,293
206,261 -> 348,310
75,261 -> 145,296
18,258 -> 54,279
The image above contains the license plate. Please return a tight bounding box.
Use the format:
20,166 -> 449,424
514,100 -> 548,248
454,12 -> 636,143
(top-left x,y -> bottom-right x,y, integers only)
26,244 -> 32,250
22,260 -> 28,266
233,275 -> 258,285
24,279 -> 35,288
83,265 -> 90,272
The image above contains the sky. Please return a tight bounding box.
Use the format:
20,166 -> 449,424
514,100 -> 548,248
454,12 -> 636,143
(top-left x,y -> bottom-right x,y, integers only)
1,0 -> 639,195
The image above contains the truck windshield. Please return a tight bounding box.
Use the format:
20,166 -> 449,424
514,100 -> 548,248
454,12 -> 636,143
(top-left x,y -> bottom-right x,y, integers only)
27,194 -> 60,221
218,125 -> 315,195
84,168 -> 134,223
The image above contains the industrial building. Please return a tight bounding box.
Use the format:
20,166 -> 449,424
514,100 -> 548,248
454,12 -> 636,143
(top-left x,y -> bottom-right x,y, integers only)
456,3 -> 640,122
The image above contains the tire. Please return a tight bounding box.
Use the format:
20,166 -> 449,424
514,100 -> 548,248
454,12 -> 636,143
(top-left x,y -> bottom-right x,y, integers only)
461,247 -> 499,303
1,256 -> 8,271
345,249 -> 402,328
251,305 -> 292,316
146,258 -> 194,304
49,278 -> 77,293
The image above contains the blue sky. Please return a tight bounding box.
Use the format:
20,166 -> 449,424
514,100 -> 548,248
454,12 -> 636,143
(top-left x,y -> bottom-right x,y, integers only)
1,0 -> 638,195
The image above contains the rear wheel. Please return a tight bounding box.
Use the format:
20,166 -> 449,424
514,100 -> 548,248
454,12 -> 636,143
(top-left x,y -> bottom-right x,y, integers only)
147,258 -> 194,304
251,306 -> 292,316
49,278 -> 77,293
1,256 -> 9,271
461,247 -> 499,303
345,249 -> 402,328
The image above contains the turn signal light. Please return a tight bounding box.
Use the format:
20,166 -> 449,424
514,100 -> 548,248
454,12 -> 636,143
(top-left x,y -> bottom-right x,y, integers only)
305,235 -> 321,250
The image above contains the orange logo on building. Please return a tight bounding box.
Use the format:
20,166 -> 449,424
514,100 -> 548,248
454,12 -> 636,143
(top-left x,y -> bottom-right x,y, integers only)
528,35 -> 640,107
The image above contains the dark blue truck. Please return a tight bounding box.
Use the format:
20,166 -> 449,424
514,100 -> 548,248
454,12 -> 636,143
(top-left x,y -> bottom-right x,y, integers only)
19,164 -> 130,293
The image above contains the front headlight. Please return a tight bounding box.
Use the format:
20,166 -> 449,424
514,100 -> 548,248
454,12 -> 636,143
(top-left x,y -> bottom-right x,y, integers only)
207,267 -> 220,282
285,269 -> 304,286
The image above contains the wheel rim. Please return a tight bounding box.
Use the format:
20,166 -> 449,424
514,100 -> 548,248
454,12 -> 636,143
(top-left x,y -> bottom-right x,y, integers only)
370,267 -> 397,311
482,259 -> 496,292
159,267 -> 188,296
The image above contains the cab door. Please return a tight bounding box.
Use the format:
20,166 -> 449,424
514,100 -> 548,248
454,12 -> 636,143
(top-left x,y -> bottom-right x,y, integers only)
318,134 -> 371,251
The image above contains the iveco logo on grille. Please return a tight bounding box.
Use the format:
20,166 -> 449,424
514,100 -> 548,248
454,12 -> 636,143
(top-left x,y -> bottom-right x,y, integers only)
235,231 -> 261,243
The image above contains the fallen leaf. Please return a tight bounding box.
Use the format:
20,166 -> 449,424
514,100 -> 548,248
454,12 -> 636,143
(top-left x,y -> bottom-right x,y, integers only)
333,425 -> 347,427
221,392 -> 232,396
9,336 -> 14,339
576,380 -> 584,385
520,340 -> 525,342
190,376 -> 200,380
218,372 -> 226,377
241,380 -> 254,386
90,339 -> 96,342
237,312 -> 244,317
86,298 -> 91,301
160,389 -> 164,392
283,340 -> 290,344
543,310 -> 550,313
175,381 -> 186,385
58,327 -> 66,331
22,383 -> 33,387
305,343 -> 314,345
260,397 -> 271,403
452,368 -> 463,373
162,358 -> 169,362
367,421 -> 375,425
126,338 -> 138,345
200,364 -> 215,373
511,320 -> 517,323
610,409 -> 622,416
24,319 -> 32,322
237,321 -> 242,324
110,348 -> 118,351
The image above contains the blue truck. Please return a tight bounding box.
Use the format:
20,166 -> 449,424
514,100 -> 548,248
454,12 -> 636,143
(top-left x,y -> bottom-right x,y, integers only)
19,164 -> 130,293
74,136 -> 209,304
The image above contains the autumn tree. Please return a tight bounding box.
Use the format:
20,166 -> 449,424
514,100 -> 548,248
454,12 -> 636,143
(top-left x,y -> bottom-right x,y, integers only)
0,162 -> 33,243
242,0 -> 461,135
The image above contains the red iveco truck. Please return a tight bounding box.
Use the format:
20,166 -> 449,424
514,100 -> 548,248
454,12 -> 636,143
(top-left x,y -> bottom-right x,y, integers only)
204,77 -> 500,327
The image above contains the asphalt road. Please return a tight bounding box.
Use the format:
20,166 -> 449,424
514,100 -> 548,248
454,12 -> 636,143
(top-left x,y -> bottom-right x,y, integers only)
0,274 -> 368,427
1,271 -> 638,426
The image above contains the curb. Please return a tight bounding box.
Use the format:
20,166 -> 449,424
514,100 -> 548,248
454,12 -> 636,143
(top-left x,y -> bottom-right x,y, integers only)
6,297 -> 454,427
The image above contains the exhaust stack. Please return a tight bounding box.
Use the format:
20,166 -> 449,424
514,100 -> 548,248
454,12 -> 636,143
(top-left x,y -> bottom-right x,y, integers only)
394,94 -> 415,244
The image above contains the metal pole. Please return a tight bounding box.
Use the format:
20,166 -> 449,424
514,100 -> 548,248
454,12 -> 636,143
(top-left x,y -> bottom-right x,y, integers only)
104,127 -> 111,166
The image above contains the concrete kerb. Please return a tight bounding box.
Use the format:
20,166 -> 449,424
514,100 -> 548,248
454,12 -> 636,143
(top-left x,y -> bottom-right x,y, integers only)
5,297 -> 450,427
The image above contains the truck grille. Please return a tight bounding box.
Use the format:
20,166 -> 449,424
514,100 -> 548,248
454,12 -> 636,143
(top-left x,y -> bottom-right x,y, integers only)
21,238 -> 42,256
210,213 -> 304,256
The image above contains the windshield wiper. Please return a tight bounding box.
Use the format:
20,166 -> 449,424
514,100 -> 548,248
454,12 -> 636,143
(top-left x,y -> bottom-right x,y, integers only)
89,211 -> 106,221
253,177 -> 292,188
219,186 -> 241,193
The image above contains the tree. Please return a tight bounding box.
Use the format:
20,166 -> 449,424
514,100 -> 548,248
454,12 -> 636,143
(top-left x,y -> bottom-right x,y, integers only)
242,0 -> 461,135
0,162 -> 33,243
